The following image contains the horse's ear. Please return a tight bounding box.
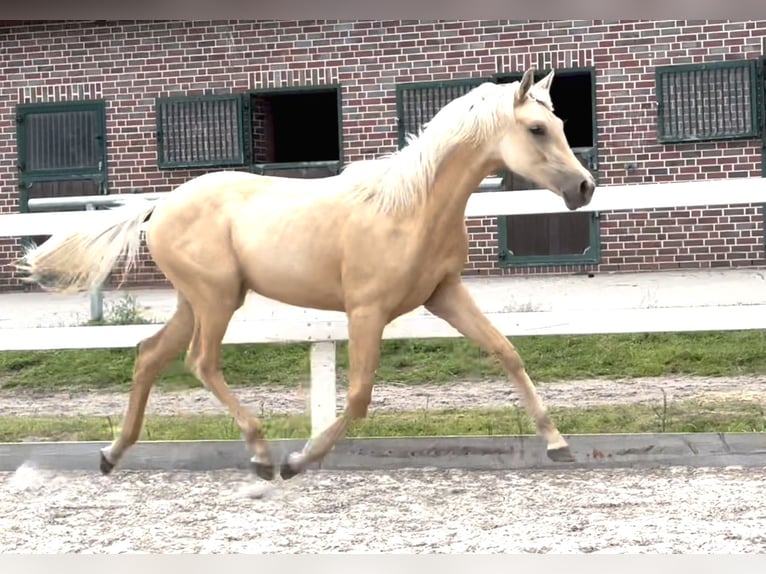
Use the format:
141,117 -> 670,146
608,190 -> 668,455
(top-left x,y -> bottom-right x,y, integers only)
535,69 -> 555,92
515,68 -> 536,105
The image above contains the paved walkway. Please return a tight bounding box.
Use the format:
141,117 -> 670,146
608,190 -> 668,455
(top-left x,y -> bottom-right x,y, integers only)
1,268 -> 765,329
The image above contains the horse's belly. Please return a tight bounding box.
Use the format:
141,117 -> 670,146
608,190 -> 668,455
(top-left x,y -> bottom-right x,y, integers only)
232,220 -> 347,312
245,259 -> 346,312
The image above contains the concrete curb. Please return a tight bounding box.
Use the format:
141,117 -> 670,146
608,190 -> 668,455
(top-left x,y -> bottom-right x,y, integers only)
1,433 -> 766,473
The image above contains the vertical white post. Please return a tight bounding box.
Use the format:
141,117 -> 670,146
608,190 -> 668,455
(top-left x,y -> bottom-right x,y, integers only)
86,203 -> 104,323
309,341 -> 337,438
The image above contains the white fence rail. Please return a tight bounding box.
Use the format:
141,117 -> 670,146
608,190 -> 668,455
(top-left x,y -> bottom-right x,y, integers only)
1,177 -> 766,435
2,176 -> 766,238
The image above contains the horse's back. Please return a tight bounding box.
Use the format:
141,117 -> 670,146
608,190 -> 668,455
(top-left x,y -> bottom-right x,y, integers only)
147,168 -> 344,249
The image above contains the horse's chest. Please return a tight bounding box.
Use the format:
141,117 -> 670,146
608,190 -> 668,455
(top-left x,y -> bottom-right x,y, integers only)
389,247 -> 468,313
423,225 -> 470,268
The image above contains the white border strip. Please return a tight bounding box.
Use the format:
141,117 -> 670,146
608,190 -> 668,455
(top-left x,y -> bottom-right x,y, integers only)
3,304 -> 766,351
1,433 -> 765,473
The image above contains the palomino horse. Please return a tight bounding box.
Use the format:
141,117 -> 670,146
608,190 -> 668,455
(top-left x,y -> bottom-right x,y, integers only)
17,68 -> 596,481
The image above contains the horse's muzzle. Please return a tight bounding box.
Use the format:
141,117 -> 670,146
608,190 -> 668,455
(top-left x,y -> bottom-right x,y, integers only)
563,178 -> 595,211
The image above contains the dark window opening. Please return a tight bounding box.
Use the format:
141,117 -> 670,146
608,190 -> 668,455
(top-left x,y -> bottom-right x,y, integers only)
549,72 -> 594,148
497,70 -> 594,149
496,69 -> 599,264
251,89 -> 340,165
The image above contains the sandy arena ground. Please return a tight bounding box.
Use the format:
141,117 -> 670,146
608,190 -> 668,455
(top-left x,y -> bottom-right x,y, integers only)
2,375 -> 766,553
1,465 -> 766,553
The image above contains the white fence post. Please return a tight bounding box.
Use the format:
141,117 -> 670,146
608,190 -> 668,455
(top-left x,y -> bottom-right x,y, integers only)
309,341 -> 337,437
85,202 -> 104,323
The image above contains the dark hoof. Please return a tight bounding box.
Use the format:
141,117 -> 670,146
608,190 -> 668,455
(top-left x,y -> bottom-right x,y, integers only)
250,460 -> 275,481
279,458 -> 301,481
547,445 -> 576,463
99,452 -> 115,475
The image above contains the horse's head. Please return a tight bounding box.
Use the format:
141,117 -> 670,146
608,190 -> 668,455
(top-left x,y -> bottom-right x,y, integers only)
493,68 -> 596,211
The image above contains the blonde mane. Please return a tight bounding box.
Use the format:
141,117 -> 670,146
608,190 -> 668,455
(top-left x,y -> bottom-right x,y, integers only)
339,80 -> 524,216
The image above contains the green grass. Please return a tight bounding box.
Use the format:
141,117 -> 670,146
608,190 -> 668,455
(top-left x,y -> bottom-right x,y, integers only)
3,330 -> 766,392
1,398 -> 764,443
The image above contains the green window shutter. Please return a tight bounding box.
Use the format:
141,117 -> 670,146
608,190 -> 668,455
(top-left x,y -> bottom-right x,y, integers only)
16,100 -> 106,179
155,94 -> 245,169
655,59 -> 760,143
396,78 -> 489,149
16,100 -> 108,218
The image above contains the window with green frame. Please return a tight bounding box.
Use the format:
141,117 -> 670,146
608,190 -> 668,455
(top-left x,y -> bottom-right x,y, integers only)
155,86 -> 344,178
15,99 -> 107,211
655,59 -> 761,144
15,99 -> 108,246
155,94 -> 246,169
494,68 -> 601,267
762,56 -> 766,178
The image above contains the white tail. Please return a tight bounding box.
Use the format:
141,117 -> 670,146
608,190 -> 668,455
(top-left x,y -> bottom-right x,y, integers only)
15,199 -> 158,294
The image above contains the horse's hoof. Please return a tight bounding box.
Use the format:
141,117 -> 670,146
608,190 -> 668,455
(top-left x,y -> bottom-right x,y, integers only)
547,445 -> 576,463
99,452 -> 115,475
279,458 -> 302,481
250,460 -> 275,481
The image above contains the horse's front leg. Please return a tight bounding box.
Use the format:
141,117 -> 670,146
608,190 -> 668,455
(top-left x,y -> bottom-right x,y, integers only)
425,276 -> 575,462
279,305 -> 385,479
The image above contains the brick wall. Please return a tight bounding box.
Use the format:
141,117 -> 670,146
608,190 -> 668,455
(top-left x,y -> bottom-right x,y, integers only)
0,19 -> 764,291
252,96 -> 273,163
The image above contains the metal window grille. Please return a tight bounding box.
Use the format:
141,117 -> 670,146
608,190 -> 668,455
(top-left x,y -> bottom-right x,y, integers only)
156,95 -> 245,168
656,60 -> 760,143
396,79 -> 487,148
17,102 -> 104,176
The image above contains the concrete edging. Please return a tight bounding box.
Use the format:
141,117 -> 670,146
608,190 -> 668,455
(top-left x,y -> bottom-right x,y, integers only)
1,433 -> 766,473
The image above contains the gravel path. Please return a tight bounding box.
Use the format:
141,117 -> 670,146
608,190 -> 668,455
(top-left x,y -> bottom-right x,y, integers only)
2,375 -> 766,417
2,465 -> 766,553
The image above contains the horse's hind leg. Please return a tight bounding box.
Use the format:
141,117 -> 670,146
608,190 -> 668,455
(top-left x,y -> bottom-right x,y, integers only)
183,288 -> 276,481
100,293 -> 195,474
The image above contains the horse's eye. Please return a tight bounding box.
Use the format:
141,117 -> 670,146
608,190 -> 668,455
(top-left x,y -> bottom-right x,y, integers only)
529,125 -> 545,136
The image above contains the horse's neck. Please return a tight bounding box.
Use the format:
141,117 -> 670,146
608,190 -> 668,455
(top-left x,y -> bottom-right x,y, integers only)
421,143 -> 498,229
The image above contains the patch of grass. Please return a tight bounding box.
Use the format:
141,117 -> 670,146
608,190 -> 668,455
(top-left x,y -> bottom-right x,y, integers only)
0,343 -> 311,392
3,330 -> 766,392
1,399 -> 764,443
87,293 -> 158,326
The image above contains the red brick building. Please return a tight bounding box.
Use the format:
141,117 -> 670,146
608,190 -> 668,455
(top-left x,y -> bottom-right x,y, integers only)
1,19 -> 765,291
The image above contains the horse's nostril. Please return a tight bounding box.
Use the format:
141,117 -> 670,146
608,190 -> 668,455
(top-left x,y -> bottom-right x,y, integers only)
580,179 -> 593,196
